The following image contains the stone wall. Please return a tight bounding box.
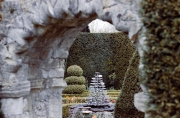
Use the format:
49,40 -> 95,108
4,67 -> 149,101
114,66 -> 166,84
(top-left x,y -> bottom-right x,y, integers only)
0,0 -> 142,118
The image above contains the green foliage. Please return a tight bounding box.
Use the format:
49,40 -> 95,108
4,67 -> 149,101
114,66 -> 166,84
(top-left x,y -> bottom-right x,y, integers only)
67,65 -> 83,76
67,33 -> 113,88
65,76 -> 86,85
62,93 -> 88,97
62,90 -> 120,97
108,72 -> 116,80
139,0 -> 180,117
63,85 -> 86,94
115,50 -> 144,118
67,33 -> 135,89
109,34 -> 135,89
64,65 -> 86,94
62,105 -> 70,118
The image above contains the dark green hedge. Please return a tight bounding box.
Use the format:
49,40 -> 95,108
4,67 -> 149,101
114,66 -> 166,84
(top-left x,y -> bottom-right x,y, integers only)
67,33 -> 135,89
109,33 -> 135,89
140,0 -> 180,117
115,50 -> 144,118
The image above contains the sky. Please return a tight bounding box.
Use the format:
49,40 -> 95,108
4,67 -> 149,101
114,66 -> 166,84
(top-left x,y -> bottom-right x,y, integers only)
88,19 -> 120,33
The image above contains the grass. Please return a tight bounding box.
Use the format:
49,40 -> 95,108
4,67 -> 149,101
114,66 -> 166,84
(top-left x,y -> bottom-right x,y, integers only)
62,90 -> 121,104
62,90 -> 121,97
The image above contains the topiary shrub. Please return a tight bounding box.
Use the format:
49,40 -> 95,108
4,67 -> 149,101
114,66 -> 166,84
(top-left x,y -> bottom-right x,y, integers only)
63,85 -> 86,94
65,76 -> 86,85
67,65 -> 83,76
115,50 -> 144,118
63,65 -> 86,94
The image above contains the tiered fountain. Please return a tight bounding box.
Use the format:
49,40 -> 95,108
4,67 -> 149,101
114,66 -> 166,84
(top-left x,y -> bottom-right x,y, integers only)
86,72 -> 114,111
68,72 -> 114,118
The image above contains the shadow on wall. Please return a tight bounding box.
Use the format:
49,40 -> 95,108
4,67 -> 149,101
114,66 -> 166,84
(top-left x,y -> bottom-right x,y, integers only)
0,100 -> 4,118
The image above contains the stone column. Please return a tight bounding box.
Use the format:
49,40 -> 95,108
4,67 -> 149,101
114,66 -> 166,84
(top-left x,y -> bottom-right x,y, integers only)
134,27 -> 149,116
0,81 -> 31,118
28,58 -> 67,118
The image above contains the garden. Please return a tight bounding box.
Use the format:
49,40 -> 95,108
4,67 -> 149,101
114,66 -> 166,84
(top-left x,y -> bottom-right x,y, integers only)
61,32 -> 144,118
62,90 -> 120,118
62,65 -> 120,117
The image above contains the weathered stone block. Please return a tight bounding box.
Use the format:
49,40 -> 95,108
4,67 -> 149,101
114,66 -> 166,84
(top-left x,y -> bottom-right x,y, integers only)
50,78 -> 67,88
52,48 -> 69,59
49,99 -> 61,118
16,64 -> 28,81
134,92 -> 148,112
28,68 -> 42,79
39,48 -> 53,60
28,49 -> 40,60
0,81 -> 30,98
48,68 -> 64,78
29,60 -> 41,68
41,59 -> 59,69
30,79 -> 44,89
41,69 -> 48,79
29,88 -> 63,118
1,97 -> 23,115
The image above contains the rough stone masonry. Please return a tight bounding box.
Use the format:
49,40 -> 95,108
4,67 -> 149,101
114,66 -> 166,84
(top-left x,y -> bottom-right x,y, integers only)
0,0 -> 144,118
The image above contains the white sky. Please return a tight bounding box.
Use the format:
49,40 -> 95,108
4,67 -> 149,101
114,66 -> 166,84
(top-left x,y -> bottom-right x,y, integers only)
88,19 -> 119,33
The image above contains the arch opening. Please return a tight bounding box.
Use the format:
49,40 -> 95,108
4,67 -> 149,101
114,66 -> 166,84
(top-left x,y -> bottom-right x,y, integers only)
0,0 -> 142,118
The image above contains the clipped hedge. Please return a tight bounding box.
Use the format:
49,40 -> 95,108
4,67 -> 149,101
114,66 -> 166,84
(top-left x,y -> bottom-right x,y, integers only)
107,90 -> 121,92
115,50 -> 144,118
67,65 -> 83,76
110,34 -> 135,89
107,92 -> 120,96
139,0 -> 180,117
62,93 -> 89,97
67,33 -> 135,89
63,85 -> 86,94
62,105 -> 70,118
64,65 -> 86,94
65,76 -> 86,85
62,97 -> 118,104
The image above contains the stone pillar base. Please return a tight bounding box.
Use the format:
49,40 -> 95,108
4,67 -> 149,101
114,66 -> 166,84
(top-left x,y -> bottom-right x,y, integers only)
134,92 -> 149,112
1,97 -> 29,118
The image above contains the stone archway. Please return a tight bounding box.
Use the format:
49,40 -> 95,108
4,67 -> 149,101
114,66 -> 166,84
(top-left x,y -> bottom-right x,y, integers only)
0,0 -> 142,118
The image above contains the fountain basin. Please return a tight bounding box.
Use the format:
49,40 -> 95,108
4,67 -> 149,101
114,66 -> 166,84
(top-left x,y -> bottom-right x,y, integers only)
69,103 -> 115,118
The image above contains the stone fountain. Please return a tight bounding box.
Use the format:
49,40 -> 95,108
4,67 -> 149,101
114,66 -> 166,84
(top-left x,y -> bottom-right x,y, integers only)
68,72 -> 114,118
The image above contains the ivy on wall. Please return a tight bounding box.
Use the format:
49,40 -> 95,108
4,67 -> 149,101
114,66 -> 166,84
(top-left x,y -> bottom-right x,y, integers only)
66,33 -> 135,89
